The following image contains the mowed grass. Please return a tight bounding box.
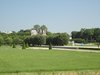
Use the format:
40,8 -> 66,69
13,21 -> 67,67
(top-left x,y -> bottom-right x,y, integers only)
0,46 -> 100,73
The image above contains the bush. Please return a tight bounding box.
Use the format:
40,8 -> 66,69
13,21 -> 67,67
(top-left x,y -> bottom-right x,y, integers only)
73,38 -> 85,43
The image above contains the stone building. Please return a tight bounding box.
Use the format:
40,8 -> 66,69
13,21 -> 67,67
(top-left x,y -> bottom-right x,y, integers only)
31,29 -> 37,36
31,29 -> 46,36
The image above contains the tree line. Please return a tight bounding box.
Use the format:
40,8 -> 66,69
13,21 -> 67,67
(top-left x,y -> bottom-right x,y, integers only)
24,33 -> 69,46
0,30 -> 29,47
0,25 -> 69,47
0,26 -> 100,48
71,28 -> 100,46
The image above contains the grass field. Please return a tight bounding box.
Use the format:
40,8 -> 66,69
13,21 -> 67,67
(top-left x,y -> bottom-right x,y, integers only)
0,46 -> 100,74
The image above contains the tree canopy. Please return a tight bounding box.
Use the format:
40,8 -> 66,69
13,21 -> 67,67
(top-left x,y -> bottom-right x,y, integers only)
71,28 -> 100,43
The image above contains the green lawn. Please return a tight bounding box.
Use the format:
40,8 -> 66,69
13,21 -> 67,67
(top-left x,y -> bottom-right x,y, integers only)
0,46 -> 100,73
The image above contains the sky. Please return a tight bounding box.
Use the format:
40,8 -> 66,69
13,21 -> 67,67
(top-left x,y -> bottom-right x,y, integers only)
0,0 -> 100,34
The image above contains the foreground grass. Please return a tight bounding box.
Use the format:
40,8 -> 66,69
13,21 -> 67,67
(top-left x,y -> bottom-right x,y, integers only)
0,46 -> 100,73
0,71 -> 100,75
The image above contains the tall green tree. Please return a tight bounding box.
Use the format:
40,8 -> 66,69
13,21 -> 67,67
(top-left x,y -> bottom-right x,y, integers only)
94,28 -> 100,40
40,25 -> 47,34
33,35 -> 46,46
0,35 -> 4,46
71,31 -> 78,38
46,35 -> 54,45
71,31 -> 82,38
96,36 -> 100,48
71,28 -> 100,43
83,29 -> 94,42
34,25 -> 40,33
49,42 -> 52,50
52,33 -> 69,46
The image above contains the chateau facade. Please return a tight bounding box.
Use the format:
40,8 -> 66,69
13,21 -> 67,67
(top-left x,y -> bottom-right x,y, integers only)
31,29 -> 46,36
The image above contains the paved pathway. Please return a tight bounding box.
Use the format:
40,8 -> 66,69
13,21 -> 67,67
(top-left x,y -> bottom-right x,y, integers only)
28,46 -> 100,53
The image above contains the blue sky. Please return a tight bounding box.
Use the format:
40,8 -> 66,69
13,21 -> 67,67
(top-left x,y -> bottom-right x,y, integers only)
0,0 -> 100,34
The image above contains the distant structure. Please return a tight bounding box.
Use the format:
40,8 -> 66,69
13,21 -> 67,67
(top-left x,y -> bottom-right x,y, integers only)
31,29 -> 38,36
2,31 -> 12,34
41,29 -> 47,35
31,29 -> 46,36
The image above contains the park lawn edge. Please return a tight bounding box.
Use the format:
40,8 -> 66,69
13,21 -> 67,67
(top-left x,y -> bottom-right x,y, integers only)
0,46 -> 100,73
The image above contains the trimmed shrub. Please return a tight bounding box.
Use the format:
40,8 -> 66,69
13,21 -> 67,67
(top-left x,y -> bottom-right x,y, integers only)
12,43 -> 16,48
22,42 -> 26,49
25,43 -> 29,48
49,43 -> 52,50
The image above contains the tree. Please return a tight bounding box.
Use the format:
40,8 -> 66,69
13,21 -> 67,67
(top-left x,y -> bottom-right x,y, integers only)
25,35 -> 46,46
94,28 -> 100,40
25,43 -> 29,48
71,31 -> 82,39
5,37 -> 12,46
29,36 -> 35,46
46,33 -> 69,46
40,25 -> 47,34
46,31 -> 52,36
82,29 -> 94,42
24,36 -> 31,45
52,33 -> 69,46
71,28 -> 98,43
33,35 -> 46,46
17,30 -> 24,36
24,29 -> 31,36
0,35 -> 4,46
71,31 -> 78,38
12,37 -> 21,45
96,36 -> 100,48
46,35 -> 54,45
34,25 -> 40,33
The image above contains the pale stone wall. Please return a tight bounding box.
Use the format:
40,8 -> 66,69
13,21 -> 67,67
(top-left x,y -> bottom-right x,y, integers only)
31,29 -> 37,36
31,29 -> 46,36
